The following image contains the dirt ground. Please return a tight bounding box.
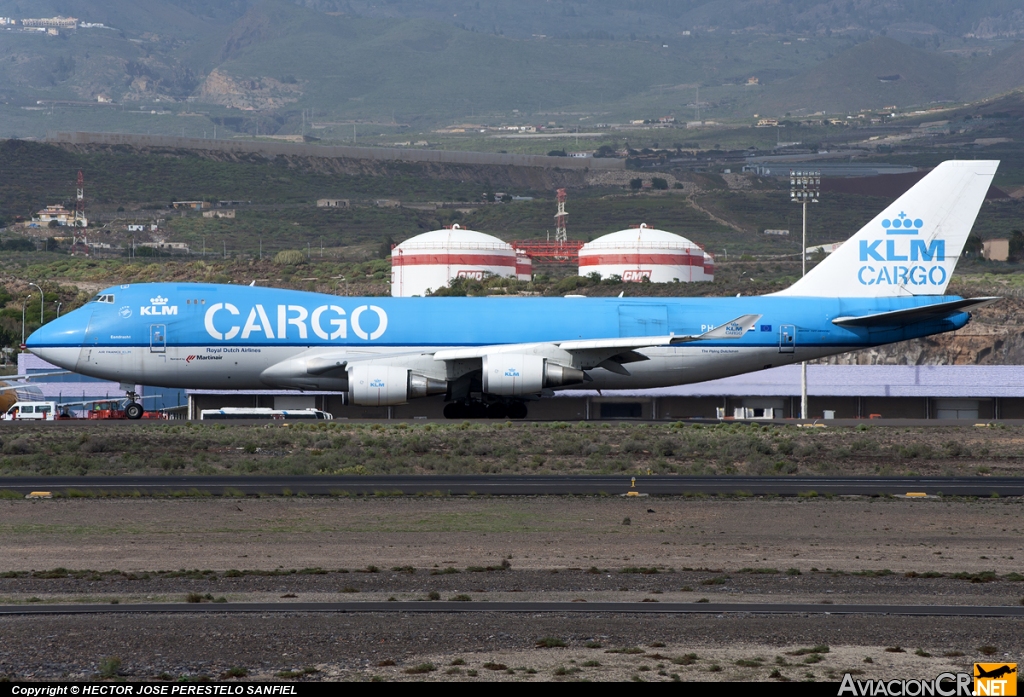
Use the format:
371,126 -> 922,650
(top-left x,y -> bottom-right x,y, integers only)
1,496 -> 1022,681
2,496 -> 1021,575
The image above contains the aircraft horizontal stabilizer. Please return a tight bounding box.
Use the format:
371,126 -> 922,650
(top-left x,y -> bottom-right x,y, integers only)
832,297 -> 999,327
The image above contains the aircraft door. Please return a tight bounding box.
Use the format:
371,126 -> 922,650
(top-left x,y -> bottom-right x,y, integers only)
150,324 -> 167,353
779,324 -> 796,353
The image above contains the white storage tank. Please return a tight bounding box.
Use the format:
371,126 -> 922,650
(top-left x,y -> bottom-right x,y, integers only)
578,224 -> 712,283
391,225 -> 517,297
702,251 -> 715,281
515,250 -> 533,282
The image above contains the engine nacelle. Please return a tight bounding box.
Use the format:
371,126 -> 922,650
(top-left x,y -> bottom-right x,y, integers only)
481,354 -> 585,396
348,365 -> 446,406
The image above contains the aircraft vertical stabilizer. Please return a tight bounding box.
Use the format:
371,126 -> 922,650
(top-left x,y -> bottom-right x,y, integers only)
774,160 -> 999,297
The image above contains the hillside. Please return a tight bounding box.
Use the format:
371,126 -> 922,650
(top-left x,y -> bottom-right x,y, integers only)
2,0 -> 1024,139
758,37 -> 959,115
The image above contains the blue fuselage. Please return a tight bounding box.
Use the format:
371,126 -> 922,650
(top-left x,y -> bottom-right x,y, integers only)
26,283 -> 970,391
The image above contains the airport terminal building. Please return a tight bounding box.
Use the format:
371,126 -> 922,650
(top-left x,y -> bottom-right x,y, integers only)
182,365 -> 1024,422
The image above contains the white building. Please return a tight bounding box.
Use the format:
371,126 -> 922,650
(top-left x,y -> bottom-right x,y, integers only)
578,224 -> 712,283
391,226 -> 518,297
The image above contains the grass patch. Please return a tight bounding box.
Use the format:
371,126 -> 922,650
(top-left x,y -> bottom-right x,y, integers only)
536,637 -> 568,648
788,646 -> 830,656
98,657 -> 121,679
402,663 -> 436,675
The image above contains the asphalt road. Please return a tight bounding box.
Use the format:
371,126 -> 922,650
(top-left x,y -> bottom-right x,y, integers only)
1,602 -> 1022,617
1,475 -> 1022,497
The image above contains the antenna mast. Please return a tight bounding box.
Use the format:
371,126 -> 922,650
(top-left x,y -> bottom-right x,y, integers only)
74,170 -> 85,227
554,188 -> 568,245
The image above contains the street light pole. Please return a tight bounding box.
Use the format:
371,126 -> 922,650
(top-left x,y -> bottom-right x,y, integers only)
28,283 -> 43,323
22,296 -> 30,346
55,301 -> 63,318
791,170 -> 820,421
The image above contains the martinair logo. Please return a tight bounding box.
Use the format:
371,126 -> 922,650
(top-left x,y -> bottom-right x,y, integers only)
141,295 -> 178,316
975,663 -> 1017,696
857,211 -> 947,287
185,354 -> 223,364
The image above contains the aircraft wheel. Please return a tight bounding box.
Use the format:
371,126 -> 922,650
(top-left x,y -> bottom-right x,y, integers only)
125,402 -> 144,420
486,402 -> 508,419
506,401 -> 528,419
443,402 -> 466,419
466,401 -> 489,419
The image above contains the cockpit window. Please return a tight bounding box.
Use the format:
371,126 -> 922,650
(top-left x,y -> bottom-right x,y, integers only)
89,294 -> 115,304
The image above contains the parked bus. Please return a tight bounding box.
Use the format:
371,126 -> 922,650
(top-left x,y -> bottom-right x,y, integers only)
199,408 -> 333,421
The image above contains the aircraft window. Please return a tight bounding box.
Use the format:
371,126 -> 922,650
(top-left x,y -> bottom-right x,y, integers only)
90,294 -> 115,304
186,300 -> 190,305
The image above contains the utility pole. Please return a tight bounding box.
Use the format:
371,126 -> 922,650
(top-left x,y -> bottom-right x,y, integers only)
791,170 -> 820,421
28,283 -> 42,323
22,296 -> 29,346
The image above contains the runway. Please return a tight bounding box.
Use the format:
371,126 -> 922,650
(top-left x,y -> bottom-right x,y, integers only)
1,601 -> 1023,617
1,475 -> 1022,497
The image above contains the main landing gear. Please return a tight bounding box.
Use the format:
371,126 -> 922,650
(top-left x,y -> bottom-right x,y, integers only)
443,399 -> 528,420
124,390 -> 144,420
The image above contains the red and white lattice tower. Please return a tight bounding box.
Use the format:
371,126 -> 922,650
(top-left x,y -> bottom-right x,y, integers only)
554,188 -> 568,245
73,170 -> 86,228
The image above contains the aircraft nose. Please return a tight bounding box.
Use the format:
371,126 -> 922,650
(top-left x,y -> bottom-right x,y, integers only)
25,311 -> 88,371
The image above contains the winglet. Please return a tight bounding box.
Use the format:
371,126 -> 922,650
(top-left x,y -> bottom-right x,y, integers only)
672,314 -> 761,343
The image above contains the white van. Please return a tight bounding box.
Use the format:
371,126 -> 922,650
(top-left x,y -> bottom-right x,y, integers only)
2,401 -> 58,420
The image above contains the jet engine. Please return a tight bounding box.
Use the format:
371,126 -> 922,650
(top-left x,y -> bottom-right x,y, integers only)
481,354 -> 585,396
348,364 -> 447,407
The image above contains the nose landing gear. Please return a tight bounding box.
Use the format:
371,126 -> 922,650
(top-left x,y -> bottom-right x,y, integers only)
124,389 -> 144,420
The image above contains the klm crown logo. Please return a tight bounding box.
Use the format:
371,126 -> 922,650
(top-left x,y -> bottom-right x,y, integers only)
882,211 -> 923,235
141,294 -> 178,316
857,210 -> 946,287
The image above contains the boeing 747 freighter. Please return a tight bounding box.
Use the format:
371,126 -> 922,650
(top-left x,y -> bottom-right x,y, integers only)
26,160 -> 999,419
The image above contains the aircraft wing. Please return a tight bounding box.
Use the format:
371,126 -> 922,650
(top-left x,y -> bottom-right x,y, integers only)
433,314 -> 762,360
260,315 -> 761,388
832,298 -> 999,328
55,395 -> 163,408
0,371 -> 72,393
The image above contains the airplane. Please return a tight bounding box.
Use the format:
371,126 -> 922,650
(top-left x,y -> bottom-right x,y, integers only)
975,665 -> 1016,680
26,160 -> 999,420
